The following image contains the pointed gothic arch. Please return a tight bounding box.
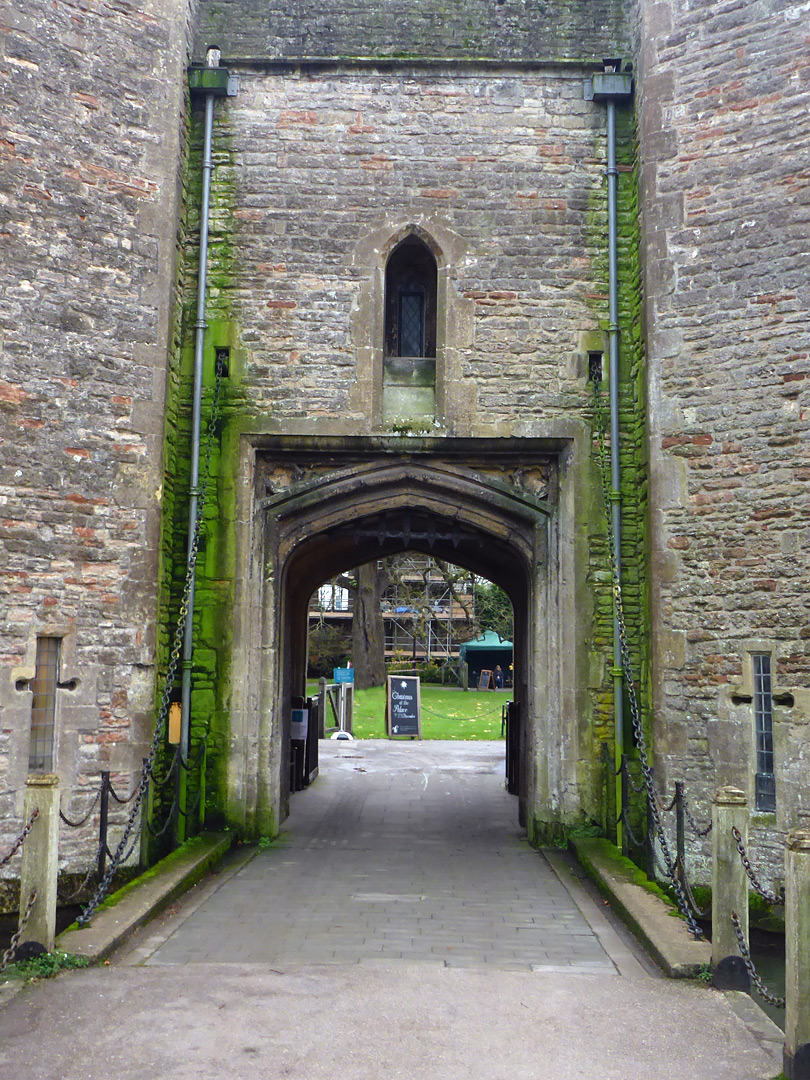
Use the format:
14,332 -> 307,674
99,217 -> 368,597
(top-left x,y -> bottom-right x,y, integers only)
225,438 -> 592,848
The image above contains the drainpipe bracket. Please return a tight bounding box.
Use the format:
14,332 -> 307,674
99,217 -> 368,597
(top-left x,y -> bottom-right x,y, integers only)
610,666 -> 624,679
188,65 -> 236,98
591,72 -> 634,100
609,490 -> 622,504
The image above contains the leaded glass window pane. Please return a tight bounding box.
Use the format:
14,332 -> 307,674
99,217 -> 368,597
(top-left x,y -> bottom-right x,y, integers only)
399,292 -> 424,357
29,636 -> 60,772
753,652 -> 775,811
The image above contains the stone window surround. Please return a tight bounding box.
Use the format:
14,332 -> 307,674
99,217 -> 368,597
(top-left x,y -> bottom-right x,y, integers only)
349,219 -> 476,432
730,640 -> 793,817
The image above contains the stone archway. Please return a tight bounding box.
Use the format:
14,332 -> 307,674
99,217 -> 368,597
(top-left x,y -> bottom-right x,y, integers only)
227,437 -> 587,843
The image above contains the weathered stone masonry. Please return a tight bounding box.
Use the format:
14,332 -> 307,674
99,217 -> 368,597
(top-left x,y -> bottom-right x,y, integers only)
2,0 -> 808,888
165,21 -> 651,834
0,0 -> 196,877
634,0 -> 810,880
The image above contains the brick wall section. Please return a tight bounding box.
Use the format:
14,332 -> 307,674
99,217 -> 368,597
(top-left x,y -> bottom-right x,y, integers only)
636,0 -> 810,881
0,0 -> 196,875
194,0 -> 631,63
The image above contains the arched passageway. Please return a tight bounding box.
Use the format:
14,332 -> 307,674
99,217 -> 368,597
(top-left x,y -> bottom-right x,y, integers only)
226,438 -> 589,844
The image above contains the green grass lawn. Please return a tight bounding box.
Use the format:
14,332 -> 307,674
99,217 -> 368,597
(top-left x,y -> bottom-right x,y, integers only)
307,682 -> 508,740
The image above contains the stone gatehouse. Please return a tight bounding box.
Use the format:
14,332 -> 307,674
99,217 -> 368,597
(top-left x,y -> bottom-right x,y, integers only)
1,0 -> 808,887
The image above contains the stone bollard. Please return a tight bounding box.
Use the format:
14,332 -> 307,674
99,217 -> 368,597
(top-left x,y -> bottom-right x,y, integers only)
19,774 -> 60,952
711,785 -> 750,991
784,829 -> 810,1080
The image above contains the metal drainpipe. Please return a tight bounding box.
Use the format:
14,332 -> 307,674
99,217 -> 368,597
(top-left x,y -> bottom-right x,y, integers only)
590,59 -> 633,849
606,95 -> 625,849
178,48 -> 219,841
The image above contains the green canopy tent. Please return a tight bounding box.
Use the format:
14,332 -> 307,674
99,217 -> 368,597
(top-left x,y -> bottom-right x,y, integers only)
458,631 -> 513,688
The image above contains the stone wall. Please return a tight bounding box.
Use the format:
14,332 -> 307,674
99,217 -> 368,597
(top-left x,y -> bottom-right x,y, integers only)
163,62 -> 650,833
194,0 -> 631,63
201,67 -> 610,428
0,0 -> 196,876
635,0 -> 810,882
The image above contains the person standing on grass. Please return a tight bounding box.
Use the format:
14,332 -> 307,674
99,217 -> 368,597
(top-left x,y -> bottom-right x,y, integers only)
494,665 -> 504,689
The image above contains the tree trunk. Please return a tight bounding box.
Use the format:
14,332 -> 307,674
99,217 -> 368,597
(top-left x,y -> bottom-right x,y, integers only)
352,561 -> 387,689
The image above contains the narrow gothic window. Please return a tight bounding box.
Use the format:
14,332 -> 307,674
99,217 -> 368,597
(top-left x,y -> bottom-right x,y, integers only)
753,653 -> 776,811
384,236 -> 437,359
382,235 -> 438,423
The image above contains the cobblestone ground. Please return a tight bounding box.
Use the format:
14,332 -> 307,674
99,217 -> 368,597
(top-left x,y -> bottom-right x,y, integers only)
135,741 -> 613,971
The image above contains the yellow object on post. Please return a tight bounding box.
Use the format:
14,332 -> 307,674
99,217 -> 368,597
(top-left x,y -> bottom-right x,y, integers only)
168,702 -> 182,745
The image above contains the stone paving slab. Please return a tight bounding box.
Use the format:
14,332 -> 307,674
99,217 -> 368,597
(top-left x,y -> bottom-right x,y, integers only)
139,741 -> 616,973
0,741 -> 784,1079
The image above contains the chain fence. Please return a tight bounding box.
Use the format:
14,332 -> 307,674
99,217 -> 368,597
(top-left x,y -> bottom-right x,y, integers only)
0,889 -> 38,974
732,826 -> 785,907
731,910 -> 785,1009
59,789 -> 101,830
0,809 -> 39,870
0,807 -> 42,972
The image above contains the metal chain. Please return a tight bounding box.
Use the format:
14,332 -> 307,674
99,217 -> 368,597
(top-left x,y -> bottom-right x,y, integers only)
684,799 -> 713,838
658,793 -> 678,813
620,759 -> 646,796
144,800 -> 178,839
107,779 -> 138,805
592,376 -> 704,939
732,826 -> 785,905
0,890 -> 38,973
619,808 -> 648,850
61,836 -> 106,903
148,748 -> 181,789
731,910 -> 785,1008
0,809 -> 39,869
78,359 -> 225,927
681,866 -> 709,918
59,788 -> 102,829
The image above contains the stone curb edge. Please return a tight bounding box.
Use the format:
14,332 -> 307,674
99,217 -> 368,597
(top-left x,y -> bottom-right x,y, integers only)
55,831 -> 236,963
568,835 -> 712,978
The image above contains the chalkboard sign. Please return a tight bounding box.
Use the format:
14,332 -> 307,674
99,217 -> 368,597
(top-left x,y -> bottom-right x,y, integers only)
386,676 -> 422,738
478,669 -> 494,690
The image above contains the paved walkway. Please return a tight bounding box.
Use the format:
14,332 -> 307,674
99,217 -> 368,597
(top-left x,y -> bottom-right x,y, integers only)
0,742 -> 784,1080
137,741 -> 614,971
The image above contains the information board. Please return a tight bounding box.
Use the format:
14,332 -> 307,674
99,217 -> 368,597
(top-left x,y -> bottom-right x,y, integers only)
291,707 -> 309,740
386,676 -> 421,738
478,669 -> 494,690
333,667 -> 354,684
